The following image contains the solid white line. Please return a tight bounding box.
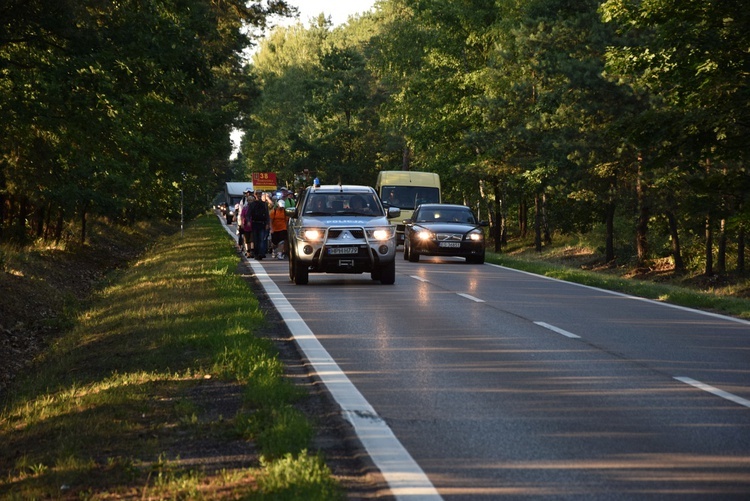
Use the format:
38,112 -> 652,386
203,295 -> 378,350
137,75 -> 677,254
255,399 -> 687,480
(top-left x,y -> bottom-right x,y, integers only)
674,377 -> 750,408
457,293 -> 485,303
534,321 -> 581,339
410,275 -> 430,282
224,223 -> 441,499
486,263 -> 750,326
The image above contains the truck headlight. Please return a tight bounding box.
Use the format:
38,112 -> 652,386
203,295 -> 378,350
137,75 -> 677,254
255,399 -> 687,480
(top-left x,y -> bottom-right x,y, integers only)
300,228 -> 324,241
367,227 -> 394,241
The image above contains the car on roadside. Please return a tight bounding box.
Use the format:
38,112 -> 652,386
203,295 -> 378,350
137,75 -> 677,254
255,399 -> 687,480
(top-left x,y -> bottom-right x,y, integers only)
285,184 -> 401,285
403,203 -> 487,264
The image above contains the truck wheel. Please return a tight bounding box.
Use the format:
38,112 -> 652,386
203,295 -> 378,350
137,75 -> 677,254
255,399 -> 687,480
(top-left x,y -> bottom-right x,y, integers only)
371,266 -> 381,281
294,258 -> 309,285
379,260 -> 396,285
288,252 -> 296,281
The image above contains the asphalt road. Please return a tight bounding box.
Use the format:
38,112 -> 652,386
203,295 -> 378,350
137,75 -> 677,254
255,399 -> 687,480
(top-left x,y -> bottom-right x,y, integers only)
243,232 -> 750,500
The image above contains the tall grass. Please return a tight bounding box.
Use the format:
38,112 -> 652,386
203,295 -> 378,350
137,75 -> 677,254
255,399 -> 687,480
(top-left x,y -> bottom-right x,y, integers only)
0,214 -> 342,499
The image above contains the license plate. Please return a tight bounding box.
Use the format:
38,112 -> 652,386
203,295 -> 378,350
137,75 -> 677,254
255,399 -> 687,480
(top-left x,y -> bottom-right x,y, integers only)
327,246 -> 358,255
439,242 -> 461,248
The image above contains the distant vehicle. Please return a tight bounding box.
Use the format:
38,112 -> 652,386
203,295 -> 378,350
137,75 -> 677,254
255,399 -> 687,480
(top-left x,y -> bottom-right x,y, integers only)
285,184 -> 401,285
403,203 -> 487,264
375,171 -> 441,245
224,182 -> 252,224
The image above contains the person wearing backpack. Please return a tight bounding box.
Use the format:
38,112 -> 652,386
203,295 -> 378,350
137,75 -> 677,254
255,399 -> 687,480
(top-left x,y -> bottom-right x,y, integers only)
250,190 -> 270,260
239,191 -> 254,258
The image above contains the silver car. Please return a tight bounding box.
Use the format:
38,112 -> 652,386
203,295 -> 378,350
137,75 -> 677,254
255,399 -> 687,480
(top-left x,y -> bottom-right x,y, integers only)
285,185 -> 400,285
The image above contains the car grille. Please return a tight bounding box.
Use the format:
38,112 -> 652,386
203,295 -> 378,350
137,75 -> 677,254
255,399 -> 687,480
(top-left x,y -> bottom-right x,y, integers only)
328,229 -> 365,239
436,233 -> 463,241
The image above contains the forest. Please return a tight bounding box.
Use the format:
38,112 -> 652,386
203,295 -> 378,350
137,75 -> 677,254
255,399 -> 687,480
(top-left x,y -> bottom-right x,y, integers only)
2,0 -> 748,276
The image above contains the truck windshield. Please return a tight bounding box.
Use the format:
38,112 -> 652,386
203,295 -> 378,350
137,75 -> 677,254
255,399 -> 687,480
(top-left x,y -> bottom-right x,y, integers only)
381,186 -> 440,210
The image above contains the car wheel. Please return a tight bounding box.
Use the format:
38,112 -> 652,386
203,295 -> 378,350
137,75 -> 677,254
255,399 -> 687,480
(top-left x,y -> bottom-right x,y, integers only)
294,257 -> 309,285
403,239 -> 410,260
407,242 -> 420,263
379,259 -> 396,285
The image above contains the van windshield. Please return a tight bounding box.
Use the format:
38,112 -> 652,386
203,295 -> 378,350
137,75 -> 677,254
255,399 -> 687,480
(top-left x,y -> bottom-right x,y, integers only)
381,186 -> 440,210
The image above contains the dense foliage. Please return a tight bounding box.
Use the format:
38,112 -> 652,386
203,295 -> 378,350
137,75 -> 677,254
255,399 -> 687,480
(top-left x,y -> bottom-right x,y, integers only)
0,0 -> 291,244
3,0 -> 747,275
240,0 -> 748,274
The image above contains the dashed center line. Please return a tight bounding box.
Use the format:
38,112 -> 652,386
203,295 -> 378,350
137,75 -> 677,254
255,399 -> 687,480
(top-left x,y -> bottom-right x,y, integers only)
674,377 -> 750,408
457,293 -> 485,303
534,321 -> 582,339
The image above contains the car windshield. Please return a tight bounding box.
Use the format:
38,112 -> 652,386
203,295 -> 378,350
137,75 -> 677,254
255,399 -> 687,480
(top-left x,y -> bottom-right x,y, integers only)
303,193 -> 382,216
416,208 -> 475,224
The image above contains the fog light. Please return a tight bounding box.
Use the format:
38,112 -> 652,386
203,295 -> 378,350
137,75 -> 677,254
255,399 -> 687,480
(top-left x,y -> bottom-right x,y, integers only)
378,245 -> 389,254
303,245 -> 313,255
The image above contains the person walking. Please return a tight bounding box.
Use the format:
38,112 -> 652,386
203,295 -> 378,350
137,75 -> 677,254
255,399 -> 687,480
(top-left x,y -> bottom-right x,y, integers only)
250,190 -> 270,260
269,198 -> 288,259
237,189 -> 253,257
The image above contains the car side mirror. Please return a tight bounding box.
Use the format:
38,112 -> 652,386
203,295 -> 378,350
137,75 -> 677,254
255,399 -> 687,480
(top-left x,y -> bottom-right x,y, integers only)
285,207 -> 298,218
479,220 -> 489,227
403,218 -> 413,225
388,207 -> 401,218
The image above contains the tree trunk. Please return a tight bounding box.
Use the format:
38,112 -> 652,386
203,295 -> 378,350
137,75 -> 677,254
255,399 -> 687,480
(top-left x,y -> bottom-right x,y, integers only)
401,144 -> 411,171
605,201 -> 616,263
665,210 -> 684,271
704,214 -> 714,276
492,182 -> 502,252
54,209 -> 64,244
542,192 -> 552,245
80,204 -> 88,244
717,218 -> 727,274
738,223 -> 745,274
635,158 -> 649,266
534,193 -> 542,253
519,198 -> 528,238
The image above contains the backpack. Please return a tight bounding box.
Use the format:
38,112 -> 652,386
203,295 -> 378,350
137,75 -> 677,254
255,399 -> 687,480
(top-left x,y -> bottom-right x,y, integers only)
251,199 -> 269,223
241,204 -> 252,232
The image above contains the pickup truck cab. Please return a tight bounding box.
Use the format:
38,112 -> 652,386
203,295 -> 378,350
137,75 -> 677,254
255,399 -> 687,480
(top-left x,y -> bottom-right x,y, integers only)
285,184 -> 400,285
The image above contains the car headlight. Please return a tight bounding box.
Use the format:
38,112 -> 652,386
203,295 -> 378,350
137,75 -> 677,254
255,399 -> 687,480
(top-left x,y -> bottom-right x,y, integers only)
417,230 -> 433,240
367,227 -> 394,241
467,230 -> 483,241
299,228 -> 324,241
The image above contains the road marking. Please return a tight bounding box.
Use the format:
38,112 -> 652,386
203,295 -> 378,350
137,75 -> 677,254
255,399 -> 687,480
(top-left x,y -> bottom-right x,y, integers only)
410,275 -> 430,282
674,377 -> 750,408
227,227 -> 442,500
534,321 -> 581,339
488,263 -> 750,326
457,293 -> 485,303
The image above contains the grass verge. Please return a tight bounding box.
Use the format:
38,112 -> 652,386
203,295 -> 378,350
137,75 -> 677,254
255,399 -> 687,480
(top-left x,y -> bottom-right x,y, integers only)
0,214 -> 342,500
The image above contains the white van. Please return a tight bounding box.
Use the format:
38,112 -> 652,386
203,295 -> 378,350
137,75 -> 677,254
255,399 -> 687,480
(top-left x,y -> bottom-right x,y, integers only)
375,171 -> 441,245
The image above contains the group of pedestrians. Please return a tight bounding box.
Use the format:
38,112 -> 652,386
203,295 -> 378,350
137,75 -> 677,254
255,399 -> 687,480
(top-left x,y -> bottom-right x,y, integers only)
235,187 -> 294,261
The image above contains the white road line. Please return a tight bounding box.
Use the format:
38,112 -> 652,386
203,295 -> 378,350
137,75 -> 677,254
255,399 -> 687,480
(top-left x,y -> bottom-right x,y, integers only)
410,275 -> 430,282
231,237 -> 441,499
534,321 -> 581,339
457,293 -> 485,303
488,263 -> 750,326
674,377 -> 750,409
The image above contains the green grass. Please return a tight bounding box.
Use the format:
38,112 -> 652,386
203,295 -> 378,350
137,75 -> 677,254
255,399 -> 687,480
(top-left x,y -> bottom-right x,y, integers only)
0,214 -> 343,500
